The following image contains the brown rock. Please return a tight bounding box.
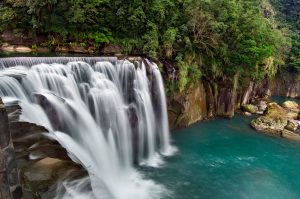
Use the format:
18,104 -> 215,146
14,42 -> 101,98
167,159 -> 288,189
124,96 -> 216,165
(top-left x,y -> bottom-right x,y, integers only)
15,46 -> 32,53
22,157 -> 83,196
241,104 -> 258,114
251,116 -> 287,136
257,100 -> 268,112
87,46 -> 96,54
35,47 -> 50,53
1,45 -> 15,53
71,46 -> 88,54
168,84 -> 208,129
101,44 -> 123,55
265,103 -> 287,119
281,129 -> 300,140
55,46 -> 69,53
243,112 -> 252,116
285,119 -> 298,132
282,100 -> 298,110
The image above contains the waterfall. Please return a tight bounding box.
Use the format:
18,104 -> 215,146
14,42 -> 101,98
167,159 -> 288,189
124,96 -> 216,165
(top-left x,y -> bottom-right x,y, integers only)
0,57 -> 174,199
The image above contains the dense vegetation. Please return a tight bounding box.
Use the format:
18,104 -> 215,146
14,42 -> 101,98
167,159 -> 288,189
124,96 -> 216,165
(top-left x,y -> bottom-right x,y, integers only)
270,0 -> 300,74
0,0 -> 299,92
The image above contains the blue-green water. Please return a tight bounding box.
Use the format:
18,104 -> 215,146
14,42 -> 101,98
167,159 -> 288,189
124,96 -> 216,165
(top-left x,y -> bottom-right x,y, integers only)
144,116 -> 300,199
272,96 -> 300,105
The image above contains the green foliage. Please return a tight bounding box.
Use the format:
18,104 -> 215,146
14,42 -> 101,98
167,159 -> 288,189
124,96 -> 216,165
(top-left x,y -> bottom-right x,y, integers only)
0,7 -> 16,31
270,0 -> 300,74
0,0 -> 297,89
176,55 -> 189,92
75,31 -> 114,44
143,22 -> 159,58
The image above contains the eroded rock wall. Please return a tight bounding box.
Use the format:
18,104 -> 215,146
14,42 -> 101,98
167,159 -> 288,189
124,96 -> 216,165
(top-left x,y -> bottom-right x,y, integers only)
0,98 -> 22,199
268,73 -> 300,98
168,76 -> 239,129
168,73 -> 300,129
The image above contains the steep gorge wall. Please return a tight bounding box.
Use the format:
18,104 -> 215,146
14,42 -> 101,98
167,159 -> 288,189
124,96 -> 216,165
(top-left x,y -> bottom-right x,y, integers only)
168,78 -> 238,129
268,74 -> 300,98
168,73 -> 300,129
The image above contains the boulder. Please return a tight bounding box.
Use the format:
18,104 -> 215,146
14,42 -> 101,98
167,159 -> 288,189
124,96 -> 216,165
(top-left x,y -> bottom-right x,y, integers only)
241,104 -> 258,114
257,100 -> 268,112
251,116 -> 287,135
282,100 -> 299,111
265,102 -> 287,119
281,129 -> 300,140
1,44 -> 15,52
251,115 -> 300,140
243,112 -> 252,116
15,46 -> 32,53
55,46 -> 69,53
285,119 -> 298,132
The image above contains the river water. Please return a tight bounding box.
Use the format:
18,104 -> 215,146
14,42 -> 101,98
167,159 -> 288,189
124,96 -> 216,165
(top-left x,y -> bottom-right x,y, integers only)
144,116 -> 300,199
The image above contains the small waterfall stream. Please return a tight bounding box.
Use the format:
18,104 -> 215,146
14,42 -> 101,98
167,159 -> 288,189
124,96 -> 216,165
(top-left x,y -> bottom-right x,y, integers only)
0,57 -> 175,199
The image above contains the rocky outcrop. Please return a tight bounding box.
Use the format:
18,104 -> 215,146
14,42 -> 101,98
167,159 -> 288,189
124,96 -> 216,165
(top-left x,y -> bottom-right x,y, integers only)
251,101 -> 300,140
251,116 -> 288,134
168,76 -> 238,129
1,99 -> 86,198
268,73 -> 300,98
168,84 -> 208,129
282,100 -> 299,111
168,72 -> 300,129
1,44 -> 33,53
241,104 -> 259,114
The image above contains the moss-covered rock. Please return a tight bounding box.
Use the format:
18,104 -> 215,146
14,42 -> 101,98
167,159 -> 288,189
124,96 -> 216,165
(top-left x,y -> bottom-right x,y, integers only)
282,100 -> 299,111
241,104 -> 259,114
251,114 -> 300,140
265,102 -> 287,119
251,116 -> 287,135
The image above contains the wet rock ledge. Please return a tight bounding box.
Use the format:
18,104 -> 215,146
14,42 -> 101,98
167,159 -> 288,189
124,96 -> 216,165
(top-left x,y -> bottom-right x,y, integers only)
0,98 -> 22,199
0,98 -> 87,199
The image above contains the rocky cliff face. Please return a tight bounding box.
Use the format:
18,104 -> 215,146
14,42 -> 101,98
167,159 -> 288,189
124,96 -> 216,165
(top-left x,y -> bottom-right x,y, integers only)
0,99 -> 22,199
0,98 -> 86,198
268,73 -> 300,98
168,76 -> 239,129
168,73 -> 300,129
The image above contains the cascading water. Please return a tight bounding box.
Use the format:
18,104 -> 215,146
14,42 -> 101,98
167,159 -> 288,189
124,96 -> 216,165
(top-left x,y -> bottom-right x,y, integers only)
0,57 -> 174,199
